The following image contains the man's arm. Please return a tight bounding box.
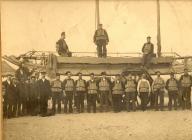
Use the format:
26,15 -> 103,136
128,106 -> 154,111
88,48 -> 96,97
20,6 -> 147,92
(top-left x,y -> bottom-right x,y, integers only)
147,80 -> 151,93
104,30 -> 109,42
93,30 -> 97,43
137,80 -> 141,93
142,44 -> 145,53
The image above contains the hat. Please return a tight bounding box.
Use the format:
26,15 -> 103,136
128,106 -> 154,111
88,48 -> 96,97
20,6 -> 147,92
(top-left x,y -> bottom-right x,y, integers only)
147,36 -> 151,39
156,71 -> 161,74
184,68 -> 188,71
170,72 -> 175,75
116,74 -> 120,76
99,23 -> 103,26
90,73 -> 94,76
56,73 -> 60,76
101,72 -> 107,75
31,75 -> 35,78
65,71 -> 71,75
41,70 -> 46,74
61,32 -> 65,36
77,72 -> 82,75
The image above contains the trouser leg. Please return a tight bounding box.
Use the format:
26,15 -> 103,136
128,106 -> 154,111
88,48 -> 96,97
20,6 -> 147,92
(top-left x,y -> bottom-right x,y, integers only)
52,94 -> 56,114
3,97 -> 7,118
173,91 -> 178,110
159,91 -> 164,111
87,95 -> 91,113
182,88 -> 187,110
57,93 -> 62,113
100,92 -> 104,112
80,93 -> 85,112
186,88 -> 191,109
168,92 -> 173,110
131,92 -> 136,111
112,95 -> 117,112
154,91 -> 159,110
92,95 -> 97,113
64,95 -> 68,113
97,45 -> 102,57
103,45 -> 107,58
68,94 -> 73,113
125,92 -> 130,111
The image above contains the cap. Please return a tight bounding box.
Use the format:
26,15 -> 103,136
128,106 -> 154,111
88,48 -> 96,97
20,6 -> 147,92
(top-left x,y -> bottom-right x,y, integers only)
66,71 -> 71,75
90,73 -> 94,76
41,70 -> 46,74
101,72 -> 107,75
61,32 -> 65,36
77,72 -> 82,75
56,73 -> 60,76
170,72 -> 175,75
116,74 -> 120,76
156,71 -> 161,74
184,68 -> 188,71
147,36 -> 151,39
31,75 -> 35,78
99,23 -> 103,26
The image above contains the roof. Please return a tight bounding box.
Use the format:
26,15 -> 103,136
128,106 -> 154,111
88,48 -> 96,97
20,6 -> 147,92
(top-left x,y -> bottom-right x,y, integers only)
1,61 -> 16,76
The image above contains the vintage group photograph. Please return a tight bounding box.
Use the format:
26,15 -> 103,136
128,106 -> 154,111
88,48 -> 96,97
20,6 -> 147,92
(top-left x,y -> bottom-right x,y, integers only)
1,0 -> 192,140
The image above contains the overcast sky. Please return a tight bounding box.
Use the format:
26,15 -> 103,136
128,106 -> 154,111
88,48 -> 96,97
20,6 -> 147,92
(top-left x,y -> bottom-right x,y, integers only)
1,0 -> 192,56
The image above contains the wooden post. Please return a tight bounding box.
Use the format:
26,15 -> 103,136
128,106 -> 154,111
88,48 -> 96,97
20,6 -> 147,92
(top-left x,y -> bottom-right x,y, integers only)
95,0 -> 100,29
157,0 -> 161,57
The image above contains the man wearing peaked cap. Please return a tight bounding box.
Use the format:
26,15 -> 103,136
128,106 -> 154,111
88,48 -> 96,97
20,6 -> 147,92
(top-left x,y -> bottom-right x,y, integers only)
75,72 -> 87,113
142,36 -> 154,68
93,24 -> 109,58
99,71 -> 111,112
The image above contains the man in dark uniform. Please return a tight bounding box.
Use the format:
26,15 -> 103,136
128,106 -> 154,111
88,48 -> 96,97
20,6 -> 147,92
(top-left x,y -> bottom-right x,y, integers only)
38,71 -> 52,117
98,72 -> 111,112
142,36 -> 154,68
15,62 -> 33,116
166,72 -> 179,110
124,73 -> 137,112
87,73 -> 98,113
2,74 -> 13,118
75,72 -> 87,113
51,73 -> 63,114
29,76 -> 39,115
93,24 -> 109,58
56,32 -> 72,57
179,68 -> 192,109
63,71 -> 75,113
112,74 -> 124,112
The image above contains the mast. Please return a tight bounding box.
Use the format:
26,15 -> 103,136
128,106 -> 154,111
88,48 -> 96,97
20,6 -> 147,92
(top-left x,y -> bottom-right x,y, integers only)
95,0 -> 100,29
157,0 -> 161,57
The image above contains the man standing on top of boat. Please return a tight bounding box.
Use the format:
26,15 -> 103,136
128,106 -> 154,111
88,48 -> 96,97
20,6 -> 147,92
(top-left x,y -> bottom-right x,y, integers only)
56,32 -> 72,57
93,24 -> 109,58
142,36 -> 154,68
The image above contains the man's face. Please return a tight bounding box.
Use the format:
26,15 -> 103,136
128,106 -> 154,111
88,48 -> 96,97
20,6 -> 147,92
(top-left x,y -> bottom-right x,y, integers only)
56,75 -> 60,80
90,75 -> 94,79
102,74 -> 106,79
61,34 -> 65,39
127,74 -> 132,80
67,73 -> 71,78
142,74 -> 146,79
78,74 -> 82,79
147,38 -> 151,43
170,75 -> 174,78
157,72 -> 160,77
184,69 -> 188,75
98,25 -> 102,29
116,75 -> 120,80
7,75 -> 11,80
31,77 -> 35,82
41,74 -> 46,78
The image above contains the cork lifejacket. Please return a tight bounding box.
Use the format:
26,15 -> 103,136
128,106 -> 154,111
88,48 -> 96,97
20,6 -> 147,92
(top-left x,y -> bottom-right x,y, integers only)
168,79 -> 178,91
51,80 -> 62,92
99,79 -> 110,91
76,79 -> 86,91
112,81 -> 123,94
65,79 -> 74,91
95,29 -> 107,41
153,78 -> 164,91
143,43 -> 152,54
139,81 -> 150,92
181,76 -> 192,88
125,80 -> 136,93
87,80 -> 98,94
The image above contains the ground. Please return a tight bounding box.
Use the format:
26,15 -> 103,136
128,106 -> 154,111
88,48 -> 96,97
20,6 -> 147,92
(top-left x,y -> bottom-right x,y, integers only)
3,110 -> 192,140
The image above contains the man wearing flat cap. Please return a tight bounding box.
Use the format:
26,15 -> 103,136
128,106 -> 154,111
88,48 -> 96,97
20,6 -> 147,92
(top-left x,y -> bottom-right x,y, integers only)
142,36 -> 154,68
166,72 -> 179,110
87,73 -> 98,113
63,71 -> 75,113
93,24 -> 109,58
51,73 -> 63,114
56,32 -> 72,57
75,72 -> 87,113
98,72 -> 111,112
179,68 -> 192,109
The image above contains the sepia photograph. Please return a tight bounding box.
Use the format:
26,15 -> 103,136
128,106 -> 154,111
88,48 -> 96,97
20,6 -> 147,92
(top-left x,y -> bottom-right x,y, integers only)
1,0 -> 192,140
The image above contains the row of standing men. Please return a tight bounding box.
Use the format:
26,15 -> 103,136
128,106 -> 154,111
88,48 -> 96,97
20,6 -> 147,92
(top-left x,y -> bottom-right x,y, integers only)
3,64 -> 192,118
